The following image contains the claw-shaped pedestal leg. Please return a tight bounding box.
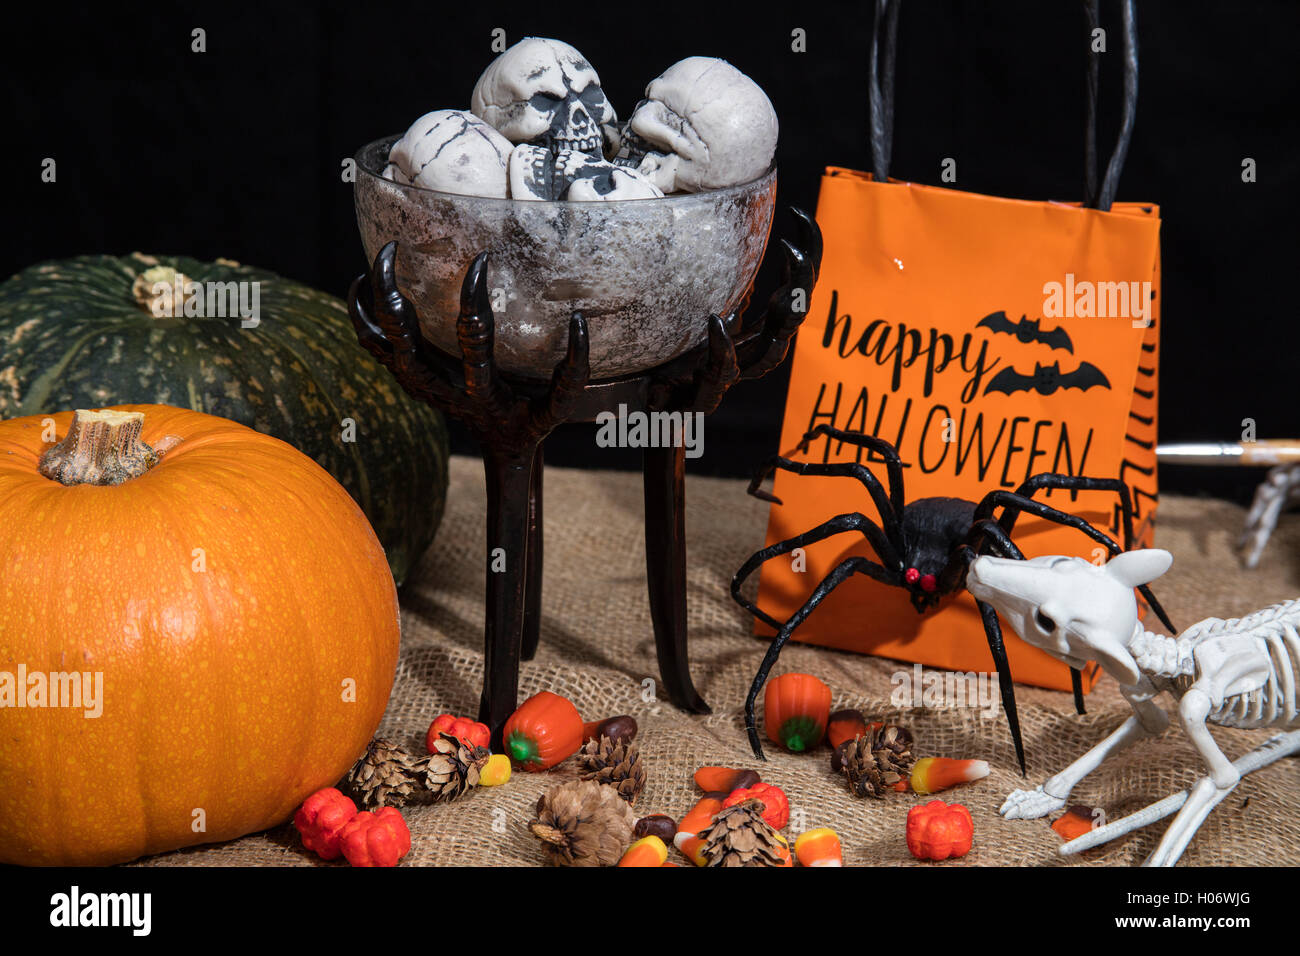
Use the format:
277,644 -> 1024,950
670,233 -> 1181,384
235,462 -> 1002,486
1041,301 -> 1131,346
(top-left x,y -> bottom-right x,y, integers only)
348,206 -> 823,745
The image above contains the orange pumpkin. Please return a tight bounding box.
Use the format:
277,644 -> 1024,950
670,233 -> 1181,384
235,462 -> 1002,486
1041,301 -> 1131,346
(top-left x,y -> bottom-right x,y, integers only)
0,405 -> 400,865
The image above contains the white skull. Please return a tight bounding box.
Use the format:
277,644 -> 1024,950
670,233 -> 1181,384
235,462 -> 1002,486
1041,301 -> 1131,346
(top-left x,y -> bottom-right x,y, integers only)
508,144 -> 662,201
615,56 -> 778,193
385,109 -> 512,197
471,37 -> 618,158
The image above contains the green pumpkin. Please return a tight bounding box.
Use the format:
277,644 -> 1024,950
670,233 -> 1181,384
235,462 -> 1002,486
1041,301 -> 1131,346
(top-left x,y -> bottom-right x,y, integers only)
0,253 -> 449,586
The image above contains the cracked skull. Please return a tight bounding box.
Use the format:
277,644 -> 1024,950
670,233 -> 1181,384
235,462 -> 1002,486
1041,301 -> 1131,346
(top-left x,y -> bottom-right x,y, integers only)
615,56 -> 778,193
384,109 -> 512,197
471,37 -> 618,158
508,144 -> 663,201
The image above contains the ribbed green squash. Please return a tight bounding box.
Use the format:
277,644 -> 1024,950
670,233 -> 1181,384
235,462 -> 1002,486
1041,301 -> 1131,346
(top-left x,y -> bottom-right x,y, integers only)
0,253 -> 449,586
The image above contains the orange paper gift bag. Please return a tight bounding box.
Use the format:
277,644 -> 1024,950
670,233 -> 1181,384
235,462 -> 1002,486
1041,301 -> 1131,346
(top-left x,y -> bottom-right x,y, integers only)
752,2 -> 1160,696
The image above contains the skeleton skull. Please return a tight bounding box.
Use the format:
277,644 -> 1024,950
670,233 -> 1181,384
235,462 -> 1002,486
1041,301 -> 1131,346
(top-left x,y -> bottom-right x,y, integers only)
615,57 -> 778,193
385,109 -> 512,197
508,144 -> 662,201
471,37 -> 618,158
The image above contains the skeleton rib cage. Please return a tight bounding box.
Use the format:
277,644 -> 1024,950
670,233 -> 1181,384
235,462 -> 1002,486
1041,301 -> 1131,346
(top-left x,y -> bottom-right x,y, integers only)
1134,599 -> 1300,729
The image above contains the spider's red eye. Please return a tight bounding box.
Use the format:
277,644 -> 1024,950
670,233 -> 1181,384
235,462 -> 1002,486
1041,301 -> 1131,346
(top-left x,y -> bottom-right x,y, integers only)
904,568 -> 920,585
919,574 -> 937,593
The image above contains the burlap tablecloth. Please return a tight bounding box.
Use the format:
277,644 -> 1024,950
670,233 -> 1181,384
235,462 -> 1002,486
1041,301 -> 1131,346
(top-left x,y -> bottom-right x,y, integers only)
138,455 -> 1300,866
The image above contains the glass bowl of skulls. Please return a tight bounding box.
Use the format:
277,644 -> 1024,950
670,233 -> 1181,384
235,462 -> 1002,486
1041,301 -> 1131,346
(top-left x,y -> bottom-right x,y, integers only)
352,37 -> 780,380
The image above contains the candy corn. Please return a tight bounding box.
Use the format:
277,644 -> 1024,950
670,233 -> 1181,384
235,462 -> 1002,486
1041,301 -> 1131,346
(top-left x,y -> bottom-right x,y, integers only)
794,827 -> 842,867
479,753 -> 512,786
618,835 -> 668,867
910,757 -> 989,794
693,766 -> 760,793
1051,805 -> 1100,842
775,833 -> 793,867
675,796 -> 724,866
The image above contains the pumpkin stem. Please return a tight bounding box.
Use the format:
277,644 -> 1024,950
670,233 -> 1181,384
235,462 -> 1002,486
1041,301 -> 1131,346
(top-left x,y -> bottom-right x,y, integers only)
131,265 -> 192,318
38,409 -> 175,486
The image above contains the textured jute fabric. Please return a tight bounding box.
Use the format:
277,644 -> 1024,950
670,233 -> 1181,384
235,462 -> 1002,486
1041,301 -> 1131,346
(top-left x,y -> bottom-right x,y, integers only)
137,456 -> 1300,866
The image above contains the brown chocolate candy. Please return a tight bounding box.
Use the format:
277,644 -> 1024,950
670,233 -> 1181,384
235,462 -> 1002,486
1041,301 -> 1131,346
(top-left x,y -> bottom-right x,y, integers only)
634,814 -> 677,844
587,715 -> 638,744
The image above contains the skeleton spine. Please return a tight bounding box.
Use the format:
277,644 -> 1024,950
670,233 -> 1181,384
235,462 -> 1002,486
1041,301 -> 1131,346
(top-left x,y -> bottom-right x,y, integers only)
1129,625 -> 1192,682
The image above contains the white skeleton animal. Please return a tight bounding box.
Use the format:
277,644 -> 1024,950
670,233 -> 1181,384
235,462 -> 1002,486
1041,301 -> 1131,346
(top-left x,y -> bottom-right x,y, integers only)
966,550 -> 1300,866
384,109 -> 513,197
1239,462 -> 1300,569
614,56 -> 778,193
471,37 -> 619,158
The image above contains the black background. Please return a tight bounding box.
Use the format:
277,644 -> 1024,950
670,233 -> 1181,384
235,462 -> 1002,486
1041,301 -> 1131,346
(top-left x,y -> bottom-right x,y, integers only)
3,1 -> 1296,501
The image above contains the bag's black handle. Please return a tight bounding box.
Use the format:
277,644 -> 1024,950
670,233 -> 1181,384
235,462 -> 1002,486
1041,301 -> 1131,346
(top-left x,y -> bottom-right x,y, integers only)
870,0 -> 1138,211
1094,0 -> 1138,211
868,0 -> 901,186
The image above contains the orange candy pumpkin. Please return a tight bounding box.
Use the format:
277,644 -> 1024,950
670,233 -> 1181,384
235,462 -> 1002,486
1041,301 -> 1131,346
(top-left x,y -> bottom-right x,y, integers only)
906,800 -> 974,861
764,673 -> 832,752
428,714 -> 491,752
502,691 -> 584,770
0,406 -> 400,865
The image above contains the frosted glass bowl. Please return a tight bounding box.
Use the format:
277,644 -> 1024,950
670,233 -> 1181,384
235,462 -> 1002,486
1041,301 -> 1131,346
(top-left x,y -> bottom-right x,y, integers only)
353,137 -> 777,380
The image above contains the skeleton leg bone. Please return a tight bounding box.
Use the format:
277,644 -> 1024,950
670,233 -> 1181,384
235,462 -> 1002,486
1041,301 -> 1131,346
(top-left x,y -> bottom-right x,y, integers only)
1002,711 -> 1161,819
1001,694 -> 1168,820
1130,662 -> 1266,865
1179,648 -> 1273,788
1133,654 -> 1272,866
1060,729 -> 1300,855
1144,775 -> 1235,867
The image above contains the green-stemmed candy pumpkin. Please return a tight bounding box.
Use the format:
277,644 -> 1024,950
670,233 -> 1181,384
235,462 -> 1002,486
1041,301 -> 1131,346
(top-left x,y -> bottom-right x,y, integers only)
0,253 -> 448,585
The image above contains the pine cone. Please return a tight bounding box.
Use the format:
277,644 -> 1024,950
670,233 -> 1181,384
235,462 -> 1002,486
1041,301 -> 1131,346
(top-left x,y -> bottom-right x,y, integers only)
346,738 -> 430,810
529,780 -> 636,867
841,723 -> 914,798
577,734 -> 646,804
425,732 -> 491,803
697,799 -> 787,867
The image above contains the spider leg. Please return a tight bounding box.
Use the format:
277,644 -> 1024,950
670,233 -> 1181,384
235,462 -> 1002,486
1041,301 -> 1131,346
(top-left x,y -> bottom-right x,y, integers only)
999,474 -> 1137,553
951,543 -> 1028,774
732,512 -> 904,631
792,425 -> 907,519
745,555 -> 902,760
747,457 -> 905,559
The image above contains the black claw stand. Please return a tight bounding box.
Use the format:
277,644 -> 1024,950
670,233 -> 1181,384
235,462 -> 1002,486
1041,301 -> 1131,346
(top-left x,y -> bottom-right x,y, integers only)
349,207 -> 823,748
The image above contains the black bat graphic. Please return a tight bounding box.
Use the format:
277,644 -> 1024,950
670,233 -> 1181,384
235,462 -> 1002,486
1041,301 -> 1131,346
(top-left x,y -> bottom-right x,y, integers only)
976,311 -> 1073,353
983,361 -> 1111,396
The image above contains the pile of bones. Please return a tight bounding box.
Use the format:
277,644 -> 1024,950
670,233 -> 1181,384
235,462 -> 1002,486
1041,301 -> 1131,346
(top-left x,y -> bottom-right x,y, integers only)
382,37 -> 778,202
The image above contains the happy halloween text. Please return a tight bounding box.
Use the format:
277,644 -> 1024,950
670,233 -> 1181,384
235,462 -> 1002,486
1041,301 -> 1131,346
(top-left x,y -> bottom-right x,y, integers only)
803,290 -> 1094,486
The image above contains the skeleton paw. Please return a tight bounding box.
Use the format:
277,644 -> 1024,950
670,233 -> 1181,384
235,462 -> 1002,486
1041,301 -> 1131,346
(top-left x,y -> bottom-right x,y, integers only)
1000,786 -> 1067,820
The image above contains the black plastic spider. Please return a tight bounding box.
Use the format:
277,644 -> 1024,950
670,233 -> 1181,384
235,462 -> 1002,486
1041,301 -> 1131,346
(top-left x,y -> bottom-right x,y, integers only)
731,424 -> 1175,770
